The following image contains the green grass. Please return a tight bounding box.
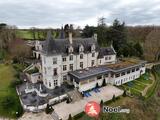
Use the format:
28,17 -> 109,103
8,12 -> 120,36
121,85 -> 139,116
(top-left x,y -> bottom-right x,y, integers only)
136,73 -> 152,84
16,29 -> 58,40
0,64 -> 23,118
144,72 -> 160,99
0,64 -> 16,94
16,30 -> 33,39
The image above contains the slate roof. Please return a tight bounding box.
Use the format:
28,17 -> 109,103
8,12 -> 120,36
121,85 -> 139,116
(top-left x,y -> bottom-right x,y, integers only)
43,31 -> 115,57
98,47 -> 116,58
43,31 -> 98,55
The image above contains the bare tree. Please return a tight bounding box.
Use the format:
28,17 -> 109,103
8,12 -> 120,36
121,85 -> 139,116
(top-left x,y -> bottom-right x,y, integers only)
9,39 -> 31,63
144,29 -> 160,61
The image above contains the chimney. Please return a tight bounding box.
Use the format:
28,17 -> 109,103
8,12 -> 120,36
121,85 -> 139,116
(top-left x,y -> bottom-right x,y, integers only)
93,33 -> 97,42
69,32 -> 73,44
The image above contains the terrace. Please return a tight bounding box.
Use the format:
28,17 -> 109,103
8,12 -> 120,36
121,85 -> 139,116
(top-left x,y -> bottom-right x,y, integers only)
106,58 -> 147,71
17,82 -> 74,108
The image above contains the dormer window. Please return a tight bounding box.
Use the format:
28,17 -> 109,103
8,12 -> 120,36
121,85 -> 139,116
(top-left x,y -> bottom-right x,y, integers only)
68,46 -> 73,53
91,44 -> 95,51
79,45 -> 84,52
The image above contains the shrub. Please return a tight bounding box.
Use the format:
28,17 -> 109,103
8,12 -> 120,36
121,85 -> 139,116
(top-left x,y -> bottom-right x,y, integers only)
68,114 -> 73,120
10,79 -> 23,88
45,104 -> 53,114
123,90 -> 127,97
112,94 -> 116,102
102,79 -> 106,87
100,100 -> 103,107
96,83 -> 99,88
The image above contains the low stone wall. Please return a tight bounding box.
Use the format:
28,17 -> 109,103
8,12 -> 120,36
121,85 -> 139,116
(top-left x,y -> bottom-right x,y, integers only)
25,88 -> 48,97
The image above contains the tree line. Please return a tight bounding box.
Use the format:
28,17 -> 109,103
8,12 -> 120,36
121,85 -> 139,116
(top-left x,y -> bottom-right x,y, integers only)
82,18 -> 160,61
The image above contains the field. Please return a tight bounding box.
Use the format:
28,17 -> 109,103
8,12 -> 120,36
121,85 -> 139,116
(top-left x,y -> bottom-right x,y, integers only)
16,29 -> 58,40
0,64 -> 23,118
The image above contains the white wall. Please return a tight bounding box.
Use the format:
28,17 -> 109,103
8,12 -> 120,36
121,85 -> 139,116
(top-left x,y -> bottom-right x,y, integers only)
41,54 -> 62,89
114,69 -> 141,86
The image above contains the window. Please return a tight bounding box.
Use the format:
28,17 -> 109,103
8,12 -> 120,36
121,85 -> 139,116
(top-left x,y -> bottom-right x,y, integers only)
62,57 -> 66,62
69,55 -> 73,61
105,57 -> 108,60
54,80 -> 58,86
49,82 -> 51,87
53,58 -> 57,64
44,67 -> 47,74
105,73 -> 108,77
100,60 -> 101,64
121,72 -> 125,76
91,60 -> 94,66
116,73 -> 120,78
111,73 -> 114,77
92,53 -> 95,57
97,75 -> 102,80
63,65 -> 67,71
53,68 -> 57,76
127,70 -> 130,74
136,68 -> 139,71
80,62 -> 83,69
69,64 -> 73,71
80,54 -> 83,59
132,69 -> 135,72
109,56 -> 111,60
80,80 -> 88,85
63,75 -> 67,81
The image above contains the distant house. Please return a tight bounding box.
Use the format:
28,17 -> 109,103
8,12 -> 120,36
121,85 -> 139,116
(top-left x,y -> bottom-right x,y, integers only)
31,31 -> 146,92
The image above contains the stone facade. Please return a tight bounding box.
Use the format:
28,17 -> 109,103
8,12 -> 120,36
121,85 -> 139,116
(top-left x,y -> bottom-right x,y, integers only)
33,32 -> 146,92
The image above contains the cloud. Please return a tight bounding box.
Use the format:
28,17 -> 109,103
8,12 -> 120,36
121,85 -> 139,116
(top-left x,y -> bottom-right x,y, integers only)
0,0 -> 160,28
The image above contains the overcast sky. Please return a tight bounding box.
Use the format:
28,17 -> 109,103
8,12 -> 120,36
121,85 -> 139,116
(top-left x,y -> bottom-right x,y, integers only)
0,0 -> 160,28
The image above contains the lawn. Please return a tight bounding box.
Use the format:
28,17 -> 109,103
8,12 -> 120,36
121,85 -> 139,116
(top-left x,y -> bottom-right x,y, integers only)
16,30 -> 33,39
0,64 -> 16,96
16,29 -> 58,40
0,64 -> 23,118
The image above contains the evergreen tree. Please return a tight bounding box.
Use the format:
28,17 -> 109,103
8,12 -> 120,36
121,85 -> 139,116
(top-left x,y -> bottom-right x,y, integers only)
123,90 -> 127,97
134,42 -> 143,57
100,100 -> 104,107
102,79 -> 106,87
96,83 -> 99,88
45,104 -> 53,114
109,19 -> 127,56
82,25 -> 96,38
112,94 -> 116,102
68,114 -> 73,120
